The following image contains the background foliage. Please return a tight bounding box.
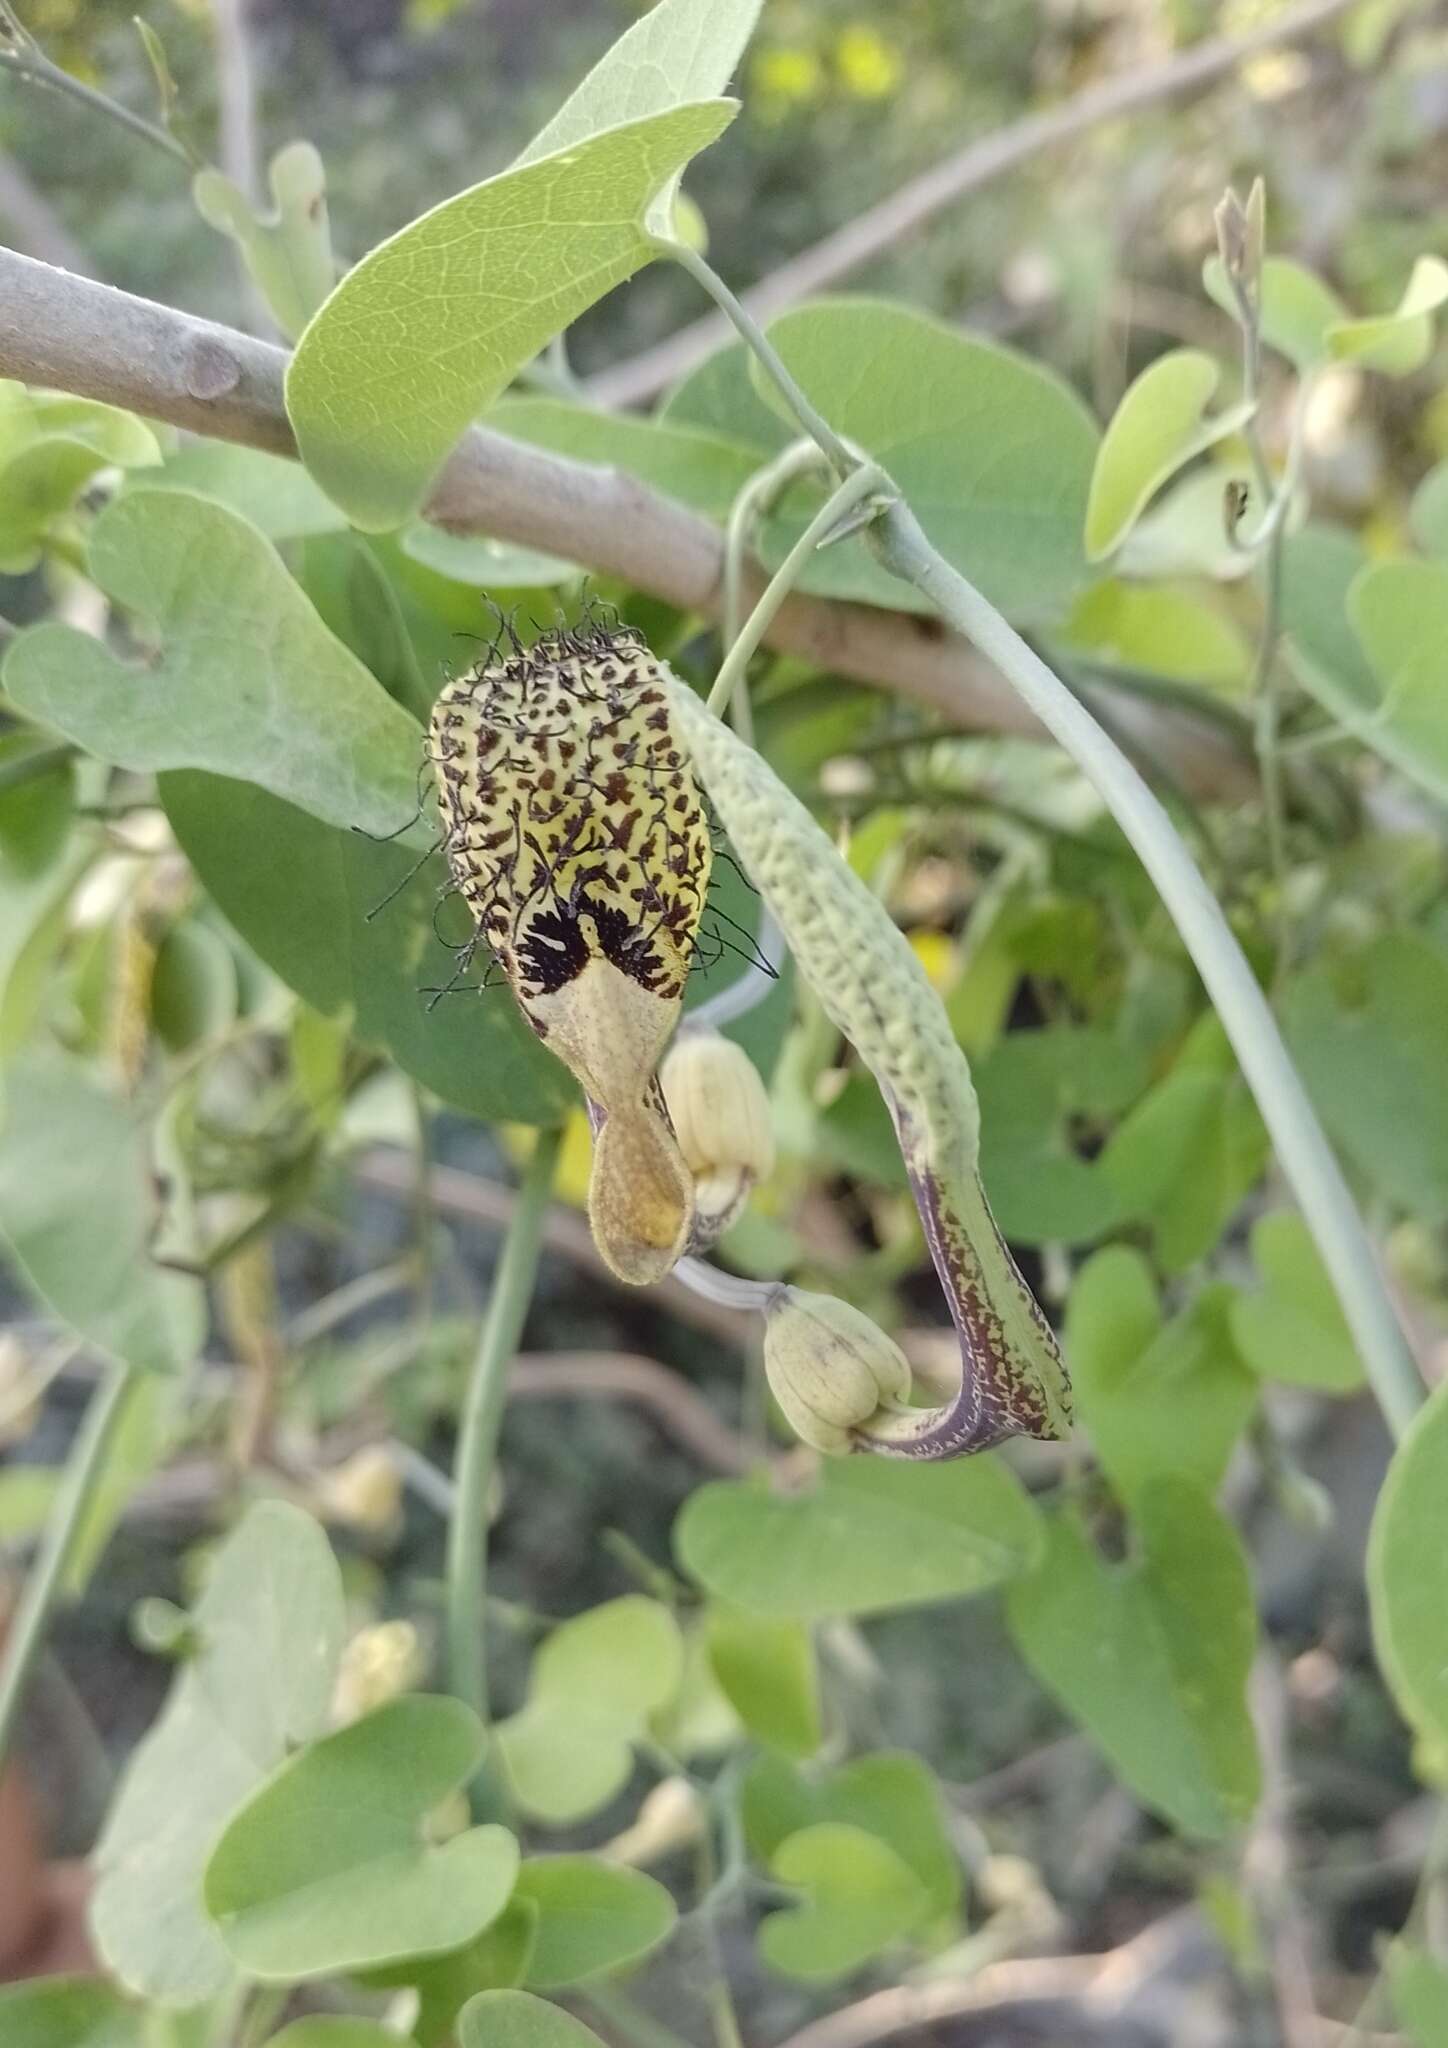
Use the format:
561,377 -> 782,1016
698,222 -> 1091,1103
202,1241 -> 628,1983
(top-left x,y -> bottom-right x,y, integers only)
1,3 -> 1448,2047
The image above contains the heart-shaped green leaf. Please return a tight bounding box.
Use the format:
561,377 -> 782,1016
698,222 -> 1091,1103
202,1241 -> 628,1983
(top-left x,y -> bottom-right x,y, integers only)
458,1991 -> 608,2048
134,442 -> 345,541
1100,1020 -> 1267,1272
760,1823 -> 929,1980
3,491 -> 420,840
1229,1212 -> 1363,1393
0,1050 -> 204,1373
515,0 -> 762,237
486,396 -> 761,522
1284,933 -> 1448,1223
1061,581 -> 1252,691
974,1027 -> 1133,1248
1329,254 -> 1448,374
1369,1380 -> 1448,1775
496,1597 -> 684,1823
1007,1481 -> 1260,1840
287,102 -> 736,532
160,771 -> 574,1127
676,1448 -> 1043,1618
1084,349 -> 1253,561
741,1751 -> 960,1922
1281,526 -> 1448,805
755,300 -> 1098,622
705,1606 -> 820,1759
204,1694 -> 518,1980
1343,559 -> 1448,808
0,383 -> 160,573
1067,1249 -> 1258,1504
92,1501 -> 347,2005
513,1859 -> 677,1989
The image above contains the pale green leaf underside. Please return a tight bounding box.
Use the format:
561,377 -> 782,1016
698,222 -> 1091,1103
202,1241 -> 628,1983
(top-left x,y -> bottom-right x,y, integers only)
92,1502 -> 346,2006
2,490 -> 421,839
1279,528 -> 1448,808
286,101 -> 736,531
514,0 -> 760,234
1008,1480 -> 1260,1839
0,1050 -> 204,1373
497,1597 -> 684,1823
676,1455 -> 1043,1617
759,298 -> 1099,622
1085,348 -> 1252,561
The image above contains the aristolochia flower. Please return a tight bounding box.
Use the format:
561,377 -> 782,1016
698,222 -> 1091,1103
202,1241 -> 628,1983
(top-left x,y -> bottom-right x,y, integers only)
430,618 -> 712,1284
666,678 -> 1072,1459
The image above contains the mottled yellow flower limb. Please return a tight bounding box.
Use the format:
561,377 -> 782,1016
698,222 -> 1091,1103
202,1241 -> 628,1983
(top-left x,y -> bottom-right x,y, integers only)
431,619 -> 712,1285
668,678 -> 1072,1457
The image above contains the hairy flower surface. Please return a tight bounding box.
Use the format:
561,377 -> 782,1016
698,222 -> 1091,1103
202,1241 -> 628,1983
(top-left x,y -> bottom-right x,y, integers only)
431,619 -> 712,1283
668,678 -> 1072,1457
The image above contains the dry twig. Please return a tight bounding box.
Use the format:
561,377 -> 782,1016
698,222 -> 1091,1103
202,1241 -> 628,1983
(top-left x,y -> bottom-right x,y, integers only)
0,247 -> 1253,800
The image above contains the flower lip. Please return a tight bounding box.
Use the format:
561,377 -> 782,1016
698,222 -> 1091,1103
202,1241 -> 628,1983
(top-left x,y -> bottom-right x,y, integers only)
429,617 -> 713,1285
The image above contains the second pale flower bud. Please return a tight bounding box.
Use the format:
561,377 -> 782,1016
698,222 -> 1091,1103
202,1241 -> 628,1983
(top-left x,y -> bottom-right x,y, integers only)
659,1030 -> 775,1249
762,1287 -> 912,1454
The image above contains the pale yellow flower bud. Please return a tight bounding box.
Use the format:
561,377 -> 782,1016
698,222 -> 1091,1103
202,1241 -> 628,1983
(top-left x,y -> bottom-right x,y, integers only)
763,1287 -> 912,1454
660,1031 -> 775,1245
331,1619 -> 424,1724
316,1444 -> 402,1534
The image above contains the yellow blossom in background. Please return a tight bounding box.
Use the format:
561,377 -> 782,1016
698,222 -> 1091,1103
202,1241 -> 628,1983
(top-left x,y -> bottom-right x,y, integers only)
907,929 -> 958,994
835,23 -> 903,101
332,1619 -> 424,1724
752,44 -> 825,114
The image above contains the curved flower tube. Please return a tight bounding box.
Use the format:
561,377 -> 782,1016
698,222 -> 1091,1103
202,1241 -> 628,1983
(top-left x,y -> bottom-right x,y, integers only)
667,676 -> 1072,1457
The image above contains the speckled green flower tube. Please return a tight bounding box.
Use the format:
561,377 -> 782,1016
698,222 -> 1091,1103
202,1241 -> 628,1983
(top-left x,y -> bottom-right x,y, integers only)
667,676 -> 1072,1458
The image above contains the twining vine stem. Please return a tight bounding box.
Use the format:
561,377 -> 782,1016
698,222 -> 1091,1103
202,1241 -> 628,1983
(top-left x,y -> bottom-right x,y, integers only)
0,1358 -> 141,1770
445,1123 -> 562,1817
707,462 -> 893,718
671,244 -> 1426,1446
0,6 -> 190,166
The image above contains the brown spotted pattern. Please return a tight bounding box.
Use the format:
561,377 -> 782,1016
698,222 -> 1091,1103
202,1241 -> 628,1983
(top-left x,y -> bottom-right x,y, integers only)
428,620 -> 712,1034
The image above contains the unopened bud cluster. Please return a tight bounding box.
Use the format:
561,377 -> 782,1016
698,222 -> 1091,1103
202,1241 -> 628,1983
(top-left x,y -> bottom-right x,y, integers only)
763,1287 -> 911,1454
660,1030 -> 775,1248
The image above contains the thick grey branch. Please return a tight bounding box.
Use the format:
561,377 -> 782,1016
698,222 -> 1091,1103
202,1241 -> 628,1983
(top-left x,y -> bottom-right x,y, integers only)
0,246 -> 1251,797
589,0 -> 1356,407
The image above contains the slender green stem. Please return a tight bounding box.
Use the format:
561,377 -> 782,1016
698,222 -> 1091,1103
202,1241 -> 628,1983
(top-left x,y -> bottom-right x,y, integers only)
446,1124 -> 562,1812
662,238 -> 856,473
706,463 -> 891,717
670,239 -> 1422,1443
874,496 -> 1423,1440
0,21 -> 190,165
0,1358 -> 141,1770
722,439 -> 830,742
693,1788 -> 745,2048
